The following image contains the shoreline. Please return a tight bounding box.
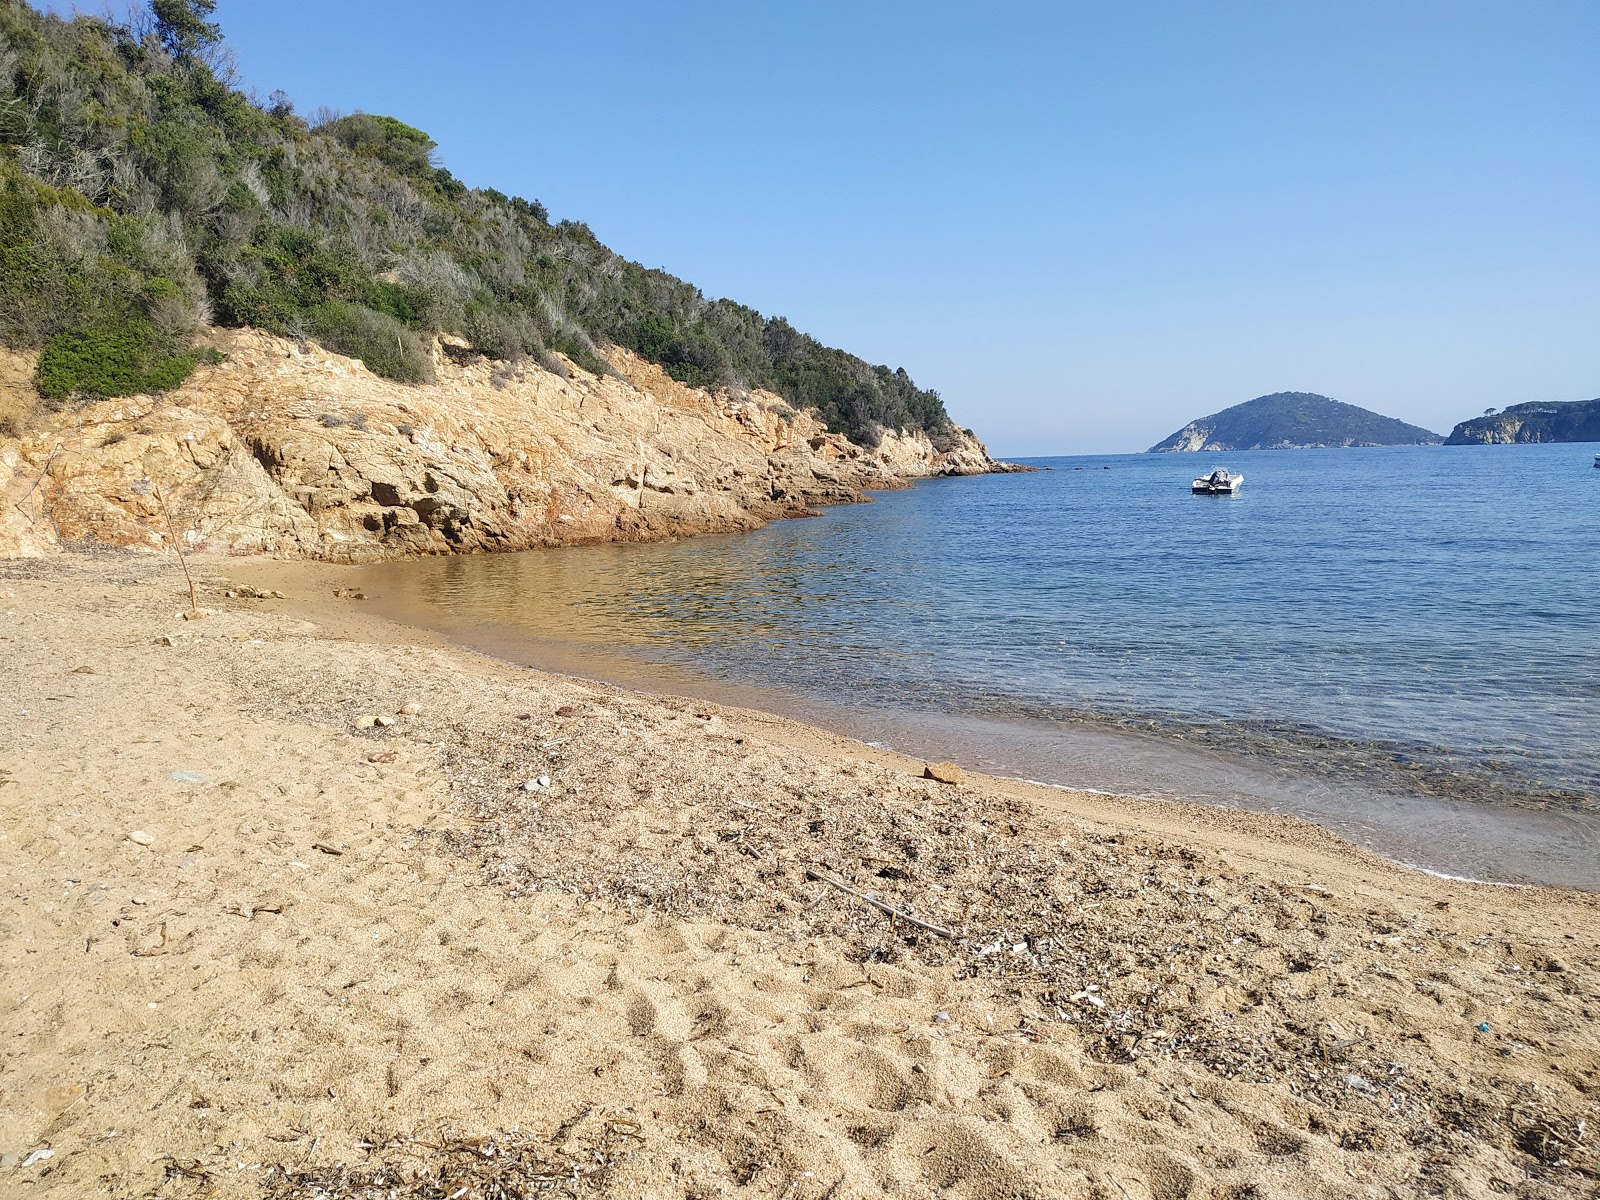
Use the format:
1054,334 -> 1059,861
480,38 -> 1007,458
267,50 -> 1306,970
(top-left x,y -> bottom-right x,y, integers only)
243,551 -> 1600,893
3,551 -> 1597,1197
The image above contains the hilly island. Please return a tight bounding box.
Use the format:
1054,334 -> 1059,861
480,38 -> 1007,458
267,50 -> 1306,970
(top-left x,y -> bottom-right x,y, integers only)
1149,392 -> 1442,452
0,1 -> 1008,561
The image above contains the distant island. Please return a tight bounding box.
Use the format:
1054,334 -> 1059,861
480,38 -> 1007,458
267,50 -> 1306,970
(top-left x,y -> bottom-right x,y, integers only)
1445,398 -> 1600,445
1148,392 -> 1443,452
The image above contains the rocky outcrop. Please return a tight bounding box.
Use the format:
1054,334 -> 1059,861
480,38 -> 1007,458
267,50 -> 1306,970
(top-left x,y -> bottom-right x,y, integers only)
1445,399 -> 1600,445
0,331 -> 1014,561
1149,393 -> 1441,452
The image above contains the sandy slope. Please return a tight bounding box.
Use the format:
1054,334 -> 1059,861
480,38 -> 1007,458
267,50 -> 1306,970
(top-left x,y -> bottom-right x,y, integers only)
0,554 -> 1595,1199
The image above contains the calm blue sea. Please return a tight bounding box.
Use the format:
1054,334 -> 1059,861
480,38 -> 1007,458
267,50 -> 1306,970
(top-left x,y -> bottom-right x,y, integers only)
364,442 -> 1600,887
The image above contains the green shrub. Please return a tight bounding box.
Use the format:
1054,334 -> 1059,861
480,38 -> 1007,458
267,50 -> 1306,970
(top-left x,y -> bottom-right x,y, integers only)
364,279 -> 427,327
322,113 -> 437,180
305,302 -> 434,384
34,319 -> 213,402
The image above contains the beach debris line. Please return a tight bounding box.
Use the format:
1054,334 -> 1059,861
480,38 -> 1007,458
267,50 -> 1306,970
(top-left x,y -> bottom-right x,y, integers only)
805,867 -> 959,939
260,1121 -> 643,1199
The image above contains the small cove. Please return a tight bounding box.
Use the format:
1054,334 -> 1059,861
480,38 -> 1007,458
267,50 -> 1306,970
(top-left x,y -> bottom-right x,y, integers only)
358,442 -> 1600,889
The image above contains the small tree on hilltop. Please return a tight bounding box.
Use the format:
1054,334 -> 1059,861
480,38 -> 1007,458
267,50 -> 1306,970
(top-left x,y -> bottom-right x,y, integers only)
151,0 -> 221,64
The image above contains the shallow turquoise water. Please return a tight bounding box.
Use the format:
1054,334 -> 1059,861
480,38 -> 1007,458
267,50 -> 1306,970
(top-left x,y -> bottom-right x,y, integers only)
363,442 -> 1600,886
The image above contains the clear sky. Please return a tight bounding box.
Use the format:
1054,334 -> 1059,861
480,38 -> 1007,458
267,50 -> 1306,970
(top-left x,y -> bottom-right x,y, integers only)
55,1 -> 1600,454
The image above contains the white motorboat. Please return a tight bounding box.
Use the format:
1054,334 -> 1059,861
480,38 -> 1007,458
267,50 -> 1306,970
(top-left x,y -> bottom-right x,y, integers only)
1191,467 -> 1244,494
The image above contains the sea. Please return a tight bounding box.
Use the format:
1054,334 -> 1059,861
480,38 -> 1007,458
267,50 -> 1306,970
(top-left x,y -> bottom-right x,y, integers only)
360,442 -> 1600,890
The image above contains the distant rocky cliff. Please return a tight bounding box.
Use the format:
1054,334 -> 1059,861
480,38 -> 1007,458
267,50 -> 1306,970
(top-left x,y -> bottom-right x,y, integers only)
1150,392 -> 1441,452
1445,399 -> 1600,445
0,331 -> 1014,561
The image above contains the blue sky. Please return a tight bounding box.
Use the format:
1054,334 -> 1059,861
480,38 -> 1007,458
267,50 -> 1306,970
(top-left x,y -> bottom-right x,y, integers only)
54,1 -> 1600,453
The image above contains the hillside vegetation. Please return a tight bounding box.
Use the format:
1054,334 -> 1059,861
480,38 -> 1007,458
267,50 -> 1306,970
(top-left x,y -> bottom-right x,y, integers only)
1148,392 -> 1441,452
0,0 -> 954,446
1446,398 -> 1600,445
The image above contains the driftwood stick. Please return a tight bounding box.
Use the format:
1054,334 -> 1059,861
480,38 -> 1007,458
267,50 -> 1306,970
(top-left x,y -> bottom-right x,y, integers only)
805,868 -> 958,939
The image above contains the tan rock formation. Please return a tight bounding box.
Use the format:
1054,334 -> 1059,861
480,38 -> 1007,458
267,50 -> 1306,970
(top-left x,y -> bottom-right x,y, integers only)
0,331 -> 1013,560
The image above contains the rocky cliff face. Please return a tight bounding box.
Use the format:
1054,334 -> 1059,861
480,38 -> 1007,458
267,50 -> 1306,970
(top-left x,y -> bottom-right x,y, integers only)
1445,399 -> 1600,445
0,331 -> 1010,561
1153,421 -> 1225,452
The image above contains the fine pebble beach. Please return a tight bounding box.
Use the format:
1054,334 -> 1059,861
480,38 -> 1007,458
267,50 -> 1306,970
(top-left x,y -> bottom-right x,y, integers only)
1,553 -> 1597,1199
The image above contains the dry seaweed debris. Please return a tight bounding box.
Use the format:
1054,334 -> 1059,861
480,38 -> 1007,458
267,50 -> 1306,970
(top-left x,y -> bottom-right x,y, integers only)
421,707 -> 1600,1190
219,657 -> 1600,1192
261,1122 -> 643,1199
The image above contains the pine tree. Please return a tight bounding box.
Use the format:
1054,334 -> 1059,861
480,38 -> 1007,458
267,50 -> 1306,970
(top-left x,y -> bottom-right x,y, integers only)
150,0 -> 221,64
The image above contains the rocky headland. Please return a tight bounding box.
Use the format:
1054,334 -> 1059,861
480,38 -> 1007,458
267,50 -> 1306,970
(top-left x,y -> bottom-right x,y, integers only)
1150,392 -> 1442,452
1445,398 -> 1600,445
0,330 -> 1015,562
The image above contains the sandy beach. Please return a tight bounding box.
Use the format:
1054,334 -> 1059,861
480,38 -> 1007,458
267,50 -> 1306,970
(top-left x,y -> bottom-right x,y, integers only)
2,551 -> 1596,1199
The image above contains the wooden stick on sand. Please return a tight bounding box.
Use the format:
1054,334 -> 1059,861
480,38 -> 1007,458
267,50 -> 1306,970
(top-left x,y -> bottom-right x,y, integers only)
806,868 -> 958,939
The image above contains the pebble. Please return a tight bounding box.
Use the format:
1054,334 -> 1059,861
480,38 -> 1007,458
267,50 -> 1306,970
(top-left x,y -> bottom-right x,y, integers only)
375,715 -> 396,728
153,635 -> 174,647
180,609 -> 207,621
127,831 -> 155,846
923,761 -> 965,786
521,774 -> 552,794
354,715 -> 378,729
399,702 -> 422,716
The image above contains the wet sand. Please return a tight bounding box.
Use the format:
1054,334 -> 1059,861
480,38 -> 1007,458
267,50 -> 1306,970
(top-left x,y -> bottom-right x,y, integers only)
1,552 -> 1596,1198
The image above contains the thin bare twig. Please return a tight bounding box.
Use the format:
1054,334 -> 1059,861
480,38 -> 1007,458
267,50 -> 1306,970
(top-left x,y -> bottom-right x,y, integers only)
806,868 -> 958,939
151,477 -> 198,614
11,439 -> 64,513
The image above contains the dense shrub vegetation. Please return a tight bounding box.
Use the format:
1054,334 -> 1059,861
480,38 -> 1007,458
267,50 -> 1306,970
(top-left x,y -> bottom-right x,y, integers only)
0,0 -> 955,444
